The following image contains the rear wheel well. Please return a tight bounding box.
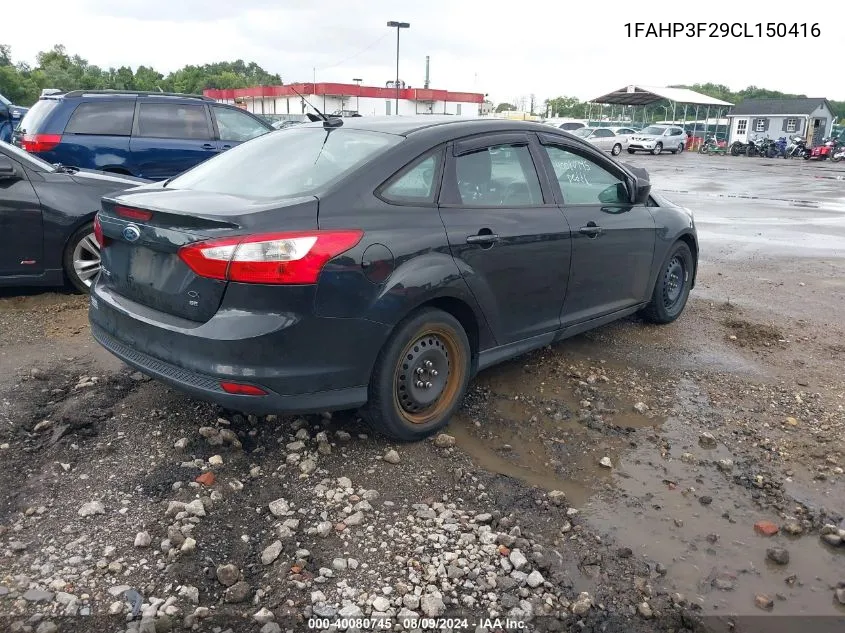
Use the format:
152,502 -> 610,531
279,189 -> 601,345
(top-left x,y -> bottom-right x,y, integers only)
417,297 -> 479,364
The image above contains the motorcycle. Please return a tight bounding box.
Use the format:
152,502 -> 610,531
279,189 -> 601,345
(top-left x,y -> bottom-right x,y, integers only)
772,136 -> 788,158
832,140 -> 845,163
805,137 -> 836,161
784,135 -> 810,159
698,135 -> 726,154
730,139 -> 753,156
746,136 -> 773,157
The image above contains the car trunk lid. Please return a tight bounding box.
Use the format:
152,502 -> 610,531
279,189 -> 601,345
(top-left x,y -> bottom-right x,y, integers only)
97,189 -> 319,322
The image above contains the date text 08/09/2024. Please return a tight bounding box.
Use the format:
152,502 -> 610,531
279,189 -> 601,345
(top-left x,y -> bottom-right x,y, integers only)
625,22 -> 821,38
307,617 -> 526,630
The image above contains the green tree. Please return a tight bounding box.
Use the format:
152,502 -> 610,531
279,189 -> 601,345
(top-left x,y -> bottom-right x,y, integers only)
495,102 -> 515,113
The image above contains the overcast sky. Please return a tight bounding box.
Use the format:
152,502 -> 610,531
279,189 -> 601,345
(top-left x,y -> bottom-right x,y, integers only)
5,0 -> 841,104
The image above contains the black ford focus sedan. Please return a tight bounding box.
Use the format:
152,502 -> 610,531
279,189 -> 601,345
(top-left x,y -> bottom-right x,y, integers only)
89,116 -> 698,441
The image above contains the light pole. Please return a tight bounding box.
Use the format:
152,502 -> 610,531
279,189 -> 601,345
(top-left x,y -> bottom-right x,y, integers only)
353,78 -> 362,113
386,21 -> 409,115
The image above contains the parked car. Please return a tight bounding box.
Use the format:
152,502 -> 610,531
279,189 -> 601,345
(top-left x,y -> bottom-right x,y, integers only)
0,93 -> 29,143
608,126 -> 637,139
627,125 -> 687,155
89,117 -> 698,441
570,127 -> 628,156
13,90 -> 274,180
0,140 -> 147,292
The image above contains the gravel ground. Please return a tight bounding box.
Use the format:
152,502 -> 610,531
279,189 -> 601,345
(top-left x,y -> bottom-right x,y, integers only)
1,154 -> 844,633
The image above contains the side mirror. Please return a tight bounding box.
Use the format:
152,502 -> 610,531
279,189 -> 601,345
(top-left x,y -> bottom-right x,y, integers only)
633,180 -> 651,204
0,156 -> 19,180
598,183 -> 627,204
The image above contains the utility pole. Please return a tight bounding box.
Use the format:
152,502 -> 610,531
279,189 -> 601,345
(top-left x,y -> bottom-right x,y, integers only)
353,78 -> 362,113
387,21 -> 410,115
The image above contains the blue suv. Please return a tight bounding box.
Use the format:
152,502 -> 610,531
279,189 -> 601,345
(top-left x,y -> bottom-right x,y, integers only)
14,90 -> 274,180
0,93 -> 29,143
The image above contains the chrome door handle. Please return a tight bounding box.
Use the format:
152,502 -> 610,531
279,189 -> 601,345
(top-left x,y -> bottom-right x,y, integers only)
466,233 -> 500,245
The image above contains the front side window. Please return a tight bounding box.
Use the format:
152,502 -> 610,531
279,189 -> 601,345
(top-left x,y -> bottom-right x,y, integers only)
213,106 -> 270,142
65,101 -> 135,136
136,103 -> 211,140
453,144 -> 543,207
543,145 -> 629,206
379,150 -> 442,204
167,127 -> 401,199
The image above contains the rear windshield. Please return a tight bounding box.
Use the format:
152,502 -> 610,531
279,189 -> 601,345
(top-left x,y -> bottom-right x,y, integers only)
17,99 -> 60,134
167,126 -> 401,198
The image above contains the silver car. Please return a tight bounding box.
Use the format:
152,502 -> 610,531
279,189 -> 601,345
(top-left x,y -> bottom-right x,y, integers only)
570,127 -> 627,156
627,125 -> 687,155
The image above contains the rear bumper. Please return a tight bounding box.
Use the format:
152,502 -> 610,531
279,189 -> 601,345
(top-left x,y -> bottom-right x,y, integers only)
89,282 -> 390,414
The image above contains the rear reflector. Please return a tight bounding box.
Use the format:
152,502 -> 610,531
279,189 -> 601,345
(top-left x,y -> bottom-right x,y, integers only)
115,206 -> 153,221
93,213 -> 103,247
178,230 -> 364,285
220,381 -> 268,396
20,133 -> 62,153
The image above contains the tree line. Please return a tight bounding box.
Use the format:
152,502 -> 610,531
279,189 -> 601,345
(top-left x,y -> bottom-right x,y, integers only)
0,44 -> 282,106
500,84 -> 845,122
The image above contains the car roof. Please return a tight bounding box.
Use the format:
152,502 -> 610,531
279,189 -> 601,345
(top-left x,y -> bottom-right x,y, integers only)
297,115 -> 573,138
40,90 -> 215,103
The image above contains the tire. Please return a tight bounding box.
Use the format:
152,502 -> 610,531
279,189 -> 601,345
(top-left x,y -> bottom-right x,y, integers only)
627,149 -> 636,154
746,145 -> 755,157
698,144 -> 709,155
832,154 -> 843,163
611,143 -> 622,156
362,308 -> 472,441
639,241 -> 694,325
651,143 -> 662,156
63,222 -> 101,294
730,143 -> 741,156
677,143 -> 685,153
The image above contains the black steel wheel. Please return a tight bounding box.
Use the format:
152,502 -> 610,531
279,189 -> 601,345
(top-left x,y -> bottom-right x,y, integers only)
363,308 -> 471,441
639,241 -> 694,324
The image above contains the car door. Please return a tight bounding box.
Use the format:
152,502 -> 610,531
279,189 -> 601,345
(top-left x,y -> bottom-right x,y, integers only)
438,132 -> 572,344
0,153 -> 44,277
129,101 -> 217,180
592,128 -> 614,151
536,134 -> 656,325
211,105 -> 272,151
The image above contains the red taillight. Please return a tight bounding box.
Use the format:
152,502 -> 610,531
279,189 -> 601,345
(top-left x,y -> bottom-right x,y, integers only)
220,381 -> 267,396
115,206 -> 153,221
94,213 -> 104,247
178,230 -> 364,285
21,133 -> 62,153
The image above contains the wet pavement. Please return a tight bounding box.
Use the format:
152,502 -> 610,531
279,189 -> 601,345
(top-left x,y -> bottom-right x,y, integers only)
446,152 -> 845,618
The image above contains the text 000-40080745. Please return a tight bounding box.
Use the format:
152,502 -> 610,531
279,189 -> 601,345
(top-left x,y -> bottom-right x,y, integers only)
624,23 -> 821,38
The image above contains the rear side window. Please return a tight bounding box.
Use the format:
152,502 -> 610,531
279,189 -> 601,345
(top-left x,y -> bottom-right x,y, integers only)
65,101 -> 135,135
16,99 -> 60,134
212,106 -> 270,142
378,149 -> 442,204
136,103 -> 211,140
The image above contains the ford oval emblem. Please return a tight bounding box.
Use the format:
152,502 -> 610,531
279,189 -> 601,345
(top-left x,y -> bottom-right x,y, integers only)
122,224 -> 141,242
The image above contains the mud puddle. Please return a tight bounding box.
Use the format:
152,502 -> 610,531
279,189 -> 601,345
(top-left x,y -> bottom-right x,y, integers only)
453,352 -> 845,617
450,351 -> 661,506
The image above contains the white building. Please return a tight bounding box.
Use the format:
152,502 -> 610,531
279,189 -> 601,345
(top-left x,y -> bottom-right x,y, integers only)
726,98 -> 835,146
204,82 -> 485,118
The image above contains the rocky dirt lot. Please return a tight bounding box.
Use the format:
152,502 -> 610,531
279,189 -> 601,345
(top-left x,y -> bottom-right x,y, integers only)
1,154 -> 844,633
